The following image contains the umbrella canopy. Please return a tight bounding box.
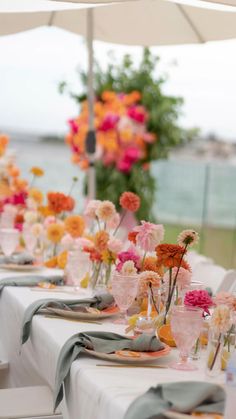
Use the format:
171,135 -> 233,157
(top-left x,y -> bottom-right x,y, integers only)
1,0 -> 236,44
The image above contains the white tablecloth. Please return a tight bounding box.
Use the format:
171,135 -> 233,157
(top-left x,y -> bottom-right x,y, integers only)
0,274 -> 225,419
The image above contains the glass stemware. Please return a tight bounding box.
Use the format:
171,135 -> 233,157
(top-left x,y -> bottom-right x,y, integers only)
0,228 -> 19,257
169,305 -> 203,371
111,272 -> 139,324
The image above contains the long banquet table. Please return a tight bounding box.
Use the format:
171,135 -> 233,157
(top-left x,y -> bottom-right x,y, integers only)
0,273 -> 225,419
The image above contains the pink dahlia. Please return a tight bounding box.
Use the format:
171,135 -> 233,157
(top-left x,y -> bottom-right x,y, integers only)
134,221 -> 164,252
184,289 -> 214,315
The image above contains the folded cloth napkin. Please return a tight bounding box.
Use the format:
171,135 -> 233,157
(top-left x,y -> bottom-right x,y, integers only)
0,274 -> 63,294
0,253 -> 34,265
124,381 -> 225,419
21,292 -> 114,345
54,331 -> 163,410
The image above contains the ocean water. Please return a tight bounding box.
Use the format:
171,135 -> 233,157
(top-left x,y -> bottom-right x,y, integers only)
12,139 -> 236,230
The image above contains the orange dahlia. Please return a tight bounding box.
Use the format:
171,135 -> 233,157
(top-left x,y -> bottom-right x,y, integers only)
64,215 -> 85,238
47,192 -> 75,214
142,256 -> 164,277
156,244 -> 186,269
119,191 -> 140,212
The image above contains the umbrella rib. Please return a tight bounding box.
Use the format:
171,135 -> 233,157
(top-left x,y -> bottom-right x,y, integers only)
176,4 -> 205,43
48,11 -> 56,27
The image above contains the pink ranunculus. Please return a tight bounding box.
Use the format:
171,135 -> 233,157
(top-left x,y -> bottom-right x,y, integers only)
164,267 -> 191,290
143,133 -> 156,144
184,289 -> 214,315
103,152 -> 116,167
117,246 -> 141,272
108,237 -> 123,254
99,114 -> 119,132
123,146 -> 140,164
127,106 -> 147,124
134,221 -> 164,252
116,159 -> 132,173
68,119 -> 78,134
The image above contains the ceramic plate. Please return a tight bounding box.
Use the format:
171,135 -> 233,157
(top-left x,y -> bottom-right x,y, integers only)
165,413 -> 222,419
46,305 -> 119,320
85,344 -> 171,363
0,263 -> 43,271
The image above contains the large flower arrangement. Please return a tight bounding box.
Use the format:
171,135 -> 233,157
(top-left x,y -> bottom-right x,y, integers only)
61,48 -> 197,220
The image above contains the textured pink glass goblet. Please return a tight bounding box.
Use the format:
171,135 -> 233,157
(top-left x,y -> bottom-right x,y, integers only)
0,228 -> 19,257
169,306 -> 203,371
111,272 -> 139,324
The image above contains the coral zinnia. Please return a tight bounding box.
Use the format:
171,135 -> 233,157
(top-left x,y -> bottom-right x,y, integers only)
156,243 -> 186,269
64,215 -> 85,238
119,191 -> 140,212
47,223 -> 64,244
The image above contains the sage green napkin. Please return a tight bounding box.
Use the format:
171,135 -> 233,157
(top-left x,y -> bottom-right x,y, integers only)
124,381 -> 225,419
0,252 -> 34,265
21,293 -> 114,345
0,274 -> 63,294
54,331 -> 163,410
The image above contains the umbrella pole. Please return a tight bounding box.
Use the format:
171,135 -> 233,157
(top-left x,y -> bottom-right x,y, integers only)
86,7 -> 96,200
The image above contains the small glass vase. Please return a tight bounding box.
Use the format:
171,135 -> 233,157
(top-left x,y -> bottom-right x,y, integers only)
155,283 -> 177,329
90,262 -> 112,292
206,329 -> 224,377
221,327 -> 236,371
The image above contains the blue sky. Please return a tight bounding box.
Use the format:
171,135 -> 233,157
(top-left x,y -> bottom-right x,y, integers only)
0,26 -> 236,141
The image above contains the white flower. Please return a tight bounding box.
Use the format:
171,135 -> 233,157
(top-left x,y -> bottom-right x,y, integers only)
24,211 -> 38,225
120,260 -> 137,276
177,229 -> 199,247
31,223 -> 43,237
95,201 -> 116,222
211,305 -> 232,333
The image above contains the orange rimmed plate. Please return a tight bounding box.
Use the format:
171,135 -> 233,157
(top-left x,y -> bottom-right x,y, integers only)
85,343 -> 171,363
0,263 -> 43,271
46,305 -> 120,321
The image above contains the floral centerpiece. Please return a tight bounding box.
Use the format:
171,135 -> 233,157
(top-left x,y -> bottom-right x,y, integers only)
61,48 -> 197,220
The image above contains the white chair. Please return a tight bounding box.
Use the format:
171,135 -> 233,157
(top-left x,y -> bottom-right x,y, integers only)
0,385 -> 62,419
216,270 -> 236,293
191,262 -> 226,295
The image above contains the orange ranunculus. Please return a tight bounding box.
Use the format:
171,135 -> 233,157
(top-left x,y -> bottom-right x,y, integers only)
29,188 -> 43,205
47,223 -> 64,244
94,230 -> 109,252
119,191 -> 140,212
79,159 -> 89,170
47,192 -> 75,214
64,215 -> 85,238
30,166 -> 44,177
156,244 -> 186,269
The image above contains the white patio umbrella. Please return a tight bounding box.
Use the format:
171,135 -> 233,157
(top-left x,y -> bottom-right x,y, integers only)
2,0 -> 236,198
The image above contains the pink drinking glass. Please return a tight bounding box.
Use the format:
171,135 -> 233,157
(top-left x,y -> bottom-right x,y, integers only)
169,305 -> 203,371
111,272 -> 139,324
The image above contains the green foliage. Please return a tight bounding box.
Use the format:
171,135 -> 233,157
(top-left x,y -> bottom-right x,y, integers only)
61,48 -> 197,220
